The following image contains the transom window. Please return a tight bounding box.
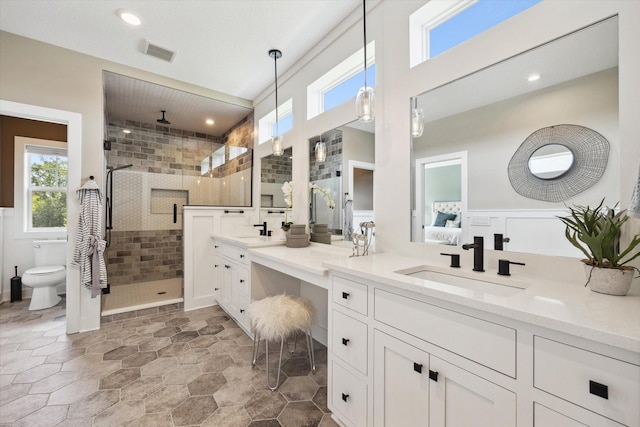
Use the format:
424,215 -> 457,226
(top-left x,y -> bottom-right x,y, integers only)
258,98 -> 293,145
25,145 -> 68,230
307,41 -> 375,119
410,0 -> 541,67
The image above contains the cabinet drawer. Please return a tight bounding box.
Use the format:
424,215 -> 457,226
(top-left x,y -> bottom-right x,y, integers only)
332,310 -> 368,375
534,336 -> 640,427
237,248 -> 249,265
374,288 -> 516,377
236,294 -> 251,329
332,361 -> 367,427
534,403 -> 625,427
333,277 -> 368,316
218,243 -> 239,261
238,266 -> 250,297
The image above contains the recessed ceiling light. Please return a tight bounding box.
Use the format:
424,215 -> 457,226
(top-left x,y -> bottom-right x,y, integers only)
122,129 -> 132,134
117,9 -> 141,26
528,73 -> 541,82
205,119 -> 215,125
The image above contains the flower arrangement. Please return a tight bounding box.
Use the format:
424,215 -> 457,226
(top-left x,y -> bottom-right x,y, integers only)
309,183 -> 335,209
281,181 -> 293,231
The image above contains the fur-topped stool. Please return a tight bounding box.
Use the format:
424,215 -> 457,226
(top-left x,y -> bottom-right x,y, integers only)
248,294 -> 316,390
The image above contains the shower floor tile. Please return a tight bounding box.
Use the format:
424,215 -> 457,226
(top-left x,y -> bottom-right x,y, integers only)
102,279 -> 183,316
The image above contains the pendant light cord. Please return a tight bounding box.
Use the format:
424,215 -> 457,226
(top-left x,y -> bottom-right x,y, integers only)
274,54 -> 279,137
363,0 -> 367,89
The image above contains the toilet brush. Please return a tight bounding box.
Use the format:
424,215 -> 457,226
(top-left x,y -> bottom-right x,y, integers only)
11,266 -> 22,302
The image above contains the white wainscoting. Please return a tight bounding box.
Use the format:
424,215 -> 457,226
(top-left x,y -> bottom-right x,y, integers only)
463,209 -> 582,258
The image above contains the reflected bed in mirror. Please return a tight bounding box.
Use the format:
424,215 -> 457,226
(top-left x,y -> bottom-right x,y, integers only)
260,147 -> 292,232
410,16 -> 619,258
309,120 -> 375,245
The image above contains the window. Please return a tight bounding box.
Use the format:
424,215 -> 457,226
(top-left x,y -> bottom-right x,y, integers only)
258,98 -> 293,145
25,144 -> 68,231
410,0 -> 541,67
307,41 -> 375,119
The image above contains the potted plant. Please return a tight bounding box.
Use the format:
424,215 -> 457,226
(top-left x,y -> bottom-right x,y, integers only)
559,199 -> 640,295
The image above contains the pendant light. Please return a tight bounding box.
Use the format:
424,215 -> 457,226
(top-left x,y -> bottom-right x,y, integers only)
356,0 -> 374,123
315,135 -> 327,162
269,49 -> 284,156
411,98 -> 425,138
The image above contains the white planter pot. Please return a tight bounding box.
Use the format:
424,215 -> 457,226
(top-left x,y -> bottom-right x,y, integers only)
583,264 -> 634,296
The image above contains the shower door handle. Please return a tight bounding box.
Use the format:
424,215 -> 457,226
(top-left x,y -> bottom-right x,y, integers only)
173,204 -> 177,224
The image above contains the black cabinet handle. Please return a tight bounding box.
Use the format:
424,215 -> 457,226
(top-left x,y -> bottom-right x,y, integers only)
341,393 -> 349,402
240,309 -> 245,313
342,292 -> 350,299
214,264 -> 219,268
240,254 -> 245,259
414,363 -> 423,374
589,380 -> 608,399
214,245 -> 219,248
224,265 -> 231,269
429,370 -> 438,382
342,338 -> 350,346
240,279 -> 245,283
214,288 -> 219,291
173,203 -> 177,224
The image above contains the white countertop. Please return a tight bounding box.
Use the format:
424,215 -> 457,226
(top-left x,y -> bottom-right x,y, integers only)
211,233 -> 286,248
250,243 -> 352,278
322,253 -> 640,354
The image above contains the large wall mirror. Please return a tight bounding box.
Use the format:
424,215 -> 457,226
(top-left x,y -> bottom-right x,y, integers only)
410,16 -> 619,257
309,120 -> 374,244
259,147 -> 293,231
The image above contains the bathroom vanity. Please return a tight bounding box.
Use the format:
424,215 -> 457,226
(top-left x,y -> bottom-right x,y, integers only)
185,224 -> 639,427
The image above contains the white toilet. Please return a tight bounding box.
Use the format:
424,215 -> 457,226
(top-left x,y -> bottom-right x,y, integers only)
22,240 -> 66,310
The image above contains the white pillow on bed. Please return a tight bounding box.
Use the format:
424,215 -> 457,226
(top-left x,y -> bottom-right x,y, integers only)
445,220 -> 461,228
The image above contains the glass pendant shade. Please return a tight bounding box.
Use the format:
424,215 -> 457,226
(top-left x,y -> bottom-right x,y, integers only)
315,140 -> 327,162
411,106 -> 425,138
272,135 -> 284,157
357,86 -> 375,122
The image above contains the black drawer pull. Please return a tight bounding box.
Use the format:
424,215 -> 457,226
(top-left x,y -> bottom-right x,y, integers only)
214,287 -> 219,291
342,338 -> 350,346
429,370 -> 438,382
341,393 -> 349,402
342,292 -> 350,299
240,309 -> 245,313
240,279 -> 245,283
589,380 -> 608,399
224,265 -> 231,269
414,363 -> 422,374
214,245 -> 219,248
214,264 -> 219,268
240,254 -> 245,258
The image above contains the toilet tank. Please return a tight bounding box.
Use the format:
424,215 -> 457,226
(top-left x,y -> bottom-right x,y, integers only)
33,240 -> 67,266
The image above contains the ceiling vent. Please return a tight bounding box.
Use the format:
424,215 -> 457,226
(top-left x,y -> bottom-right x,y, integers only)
142,40 -> 176,63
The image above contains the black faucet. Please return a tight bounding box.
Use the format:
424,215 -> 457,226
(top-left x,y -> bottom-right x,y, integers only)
253,221 -> 268,236
462,236 -> 484,272
497,259 -> 526,276
494,234 -> 511,251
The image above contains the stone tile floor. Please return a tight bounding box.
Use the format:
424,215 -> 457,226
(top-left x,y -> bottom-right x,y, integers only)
0,297 -> 338,427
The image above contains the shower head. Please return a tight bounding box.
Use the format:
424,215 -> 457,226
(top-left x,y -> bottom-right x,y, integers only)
108,164 -> 133,172
157,110 -> 171,124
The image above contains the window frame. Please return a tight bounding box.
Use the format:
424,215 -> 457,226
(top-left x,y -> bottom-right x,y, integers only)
307,41 -> 376,119
14,137 -> 68,238
258,98 -> 293,145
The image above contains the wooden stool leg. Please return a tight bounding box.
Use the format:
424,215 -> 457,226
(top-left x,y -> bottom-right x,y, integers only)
265,338 -> 285,391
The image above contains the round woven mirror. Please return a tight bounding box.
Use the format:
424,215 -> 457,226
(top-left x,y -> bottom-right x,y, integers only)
508,124 -> 609,202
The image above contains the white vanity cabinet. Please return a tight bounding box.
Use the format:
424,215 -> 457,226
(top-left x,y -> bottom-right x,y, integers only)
214,239 -> 252,333
327,270 -> 639,427
373,330 -> 515,427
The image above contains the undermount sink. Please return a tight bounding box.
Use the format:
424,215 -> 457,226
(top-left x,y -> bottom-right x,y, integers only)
395,265 -> 530,296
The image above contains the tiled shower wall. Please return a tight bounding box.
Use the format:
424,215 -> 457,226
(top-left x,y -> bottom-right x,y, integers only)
105,114 -> 253,286
309,130 -> 342,181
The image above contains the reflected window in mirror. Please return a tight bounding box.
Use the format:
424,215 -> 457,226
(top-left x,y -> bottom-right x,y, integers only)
258,98 -> 293,145
410,16 -> 619,258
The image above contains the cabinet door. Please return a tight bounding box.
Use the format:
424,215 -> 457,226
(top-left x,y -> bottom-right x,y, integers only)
429,356 -> 516,427
212,254 -> 223,301
221,260 -> 234,308
373,330 -> 430,427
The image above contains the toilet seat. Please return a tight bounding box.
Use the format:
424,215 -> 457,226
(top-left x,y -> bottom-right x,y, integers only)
22,265 -> 66,287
